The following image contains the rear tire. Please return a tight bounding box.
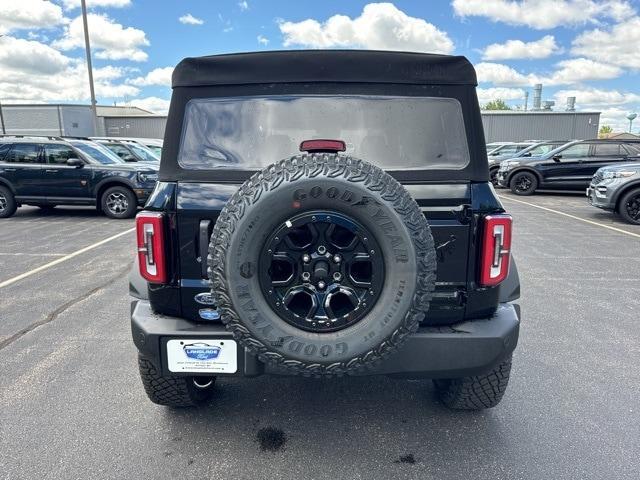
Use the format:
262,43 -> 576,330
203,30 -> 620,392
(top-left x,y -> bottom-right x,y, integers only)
434,355 -> 512,410
509,171 -> 538,195
101,186 -> 137,219
138,355 -> 216,407
0,186 -> 17,218
618,187 -> 640,225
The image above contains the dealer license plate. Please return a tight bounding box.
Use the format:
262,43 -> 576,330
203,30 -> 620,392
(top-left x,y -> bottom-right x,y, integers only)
166,339 -> 237,374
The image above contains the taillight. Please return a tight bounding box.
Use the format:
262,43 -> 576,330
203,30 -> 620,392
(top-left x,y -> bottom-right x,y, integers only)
136,211 -> 167,284
300,139 -> 346,153
479,214 -> 512,287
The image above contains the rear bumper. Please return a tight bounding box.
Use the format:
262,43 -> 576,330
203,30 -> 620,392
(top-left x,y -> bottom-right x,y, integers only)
131,301 -> 520,379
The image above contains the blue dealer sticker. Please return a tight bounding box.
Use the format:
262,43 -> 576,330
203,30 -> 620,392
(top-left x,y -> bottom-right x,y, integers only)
183,342 -> 221,360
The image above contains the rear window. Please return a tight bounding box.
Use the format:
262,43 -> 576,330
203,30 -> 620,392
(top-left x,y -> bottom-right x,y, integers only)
178,95 -> 470,171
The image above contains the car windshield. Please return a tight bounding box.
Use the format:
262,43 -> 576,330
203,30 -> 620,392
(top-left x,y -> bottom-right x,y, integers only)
146,145 -> 162,156
128,143 -> 159,162
70,141 -> 123,164
521,143 -> 561,157
178,95 -> 470,170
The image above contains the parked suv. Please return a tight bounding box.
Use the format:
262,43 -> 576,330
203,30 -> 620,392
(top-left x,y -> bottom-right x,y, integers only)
130,51 -> 521,410
497,139 -> 640,195
94,139 -> 159,163
0,137 -> 158,219
488,140 -> 567,185
587,162 -> 640,224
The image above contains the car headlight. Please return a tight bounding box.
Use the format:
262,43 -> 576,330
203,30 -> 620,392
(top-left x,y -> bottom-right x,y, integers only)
501,161 -> 520,169
138,172 -> 158,183
602,170 -> 637,179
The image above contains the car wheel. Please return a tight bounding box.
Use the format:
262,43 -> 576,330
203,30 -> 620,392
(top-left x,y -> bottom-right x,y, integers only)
138,355 -> 216,407
434,355 -> 512,410
0,186 -> 17,219
509,171 -> 538,195
209,153 -> 437,377
618,187 -> 640,225
101,186 -> 137,219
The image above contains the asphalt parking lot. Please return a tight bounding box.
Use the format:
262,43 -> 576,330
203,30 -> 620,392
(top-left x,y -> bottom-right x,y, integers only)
1,194 -> 639,480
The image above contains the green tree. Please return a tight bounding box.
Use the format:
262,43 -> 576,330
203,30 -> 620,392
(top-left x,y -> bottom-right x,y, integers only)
483,99 -> 512,110
599,125 -> 613,138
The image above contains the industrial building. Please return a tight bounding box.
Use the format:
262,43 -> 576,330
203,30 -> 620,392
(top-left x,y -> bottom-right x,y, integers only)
1,101 -> 600,143
481,110 -> 600,143
0,104 -> 165,138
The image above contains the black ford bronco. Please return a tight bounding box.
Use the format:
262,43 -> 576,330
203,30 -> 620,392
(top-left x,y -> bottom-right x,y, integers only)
130,51 -> 521,409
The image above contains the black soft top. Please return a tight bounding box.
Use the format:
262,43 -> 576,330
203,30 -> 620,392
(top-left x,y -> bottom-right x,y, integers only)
172,50 -> 477,88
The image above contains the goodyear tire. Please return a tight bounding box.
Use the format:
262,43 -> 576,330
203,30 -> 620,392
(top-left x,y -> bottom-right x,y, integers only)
209,153 -> 436,376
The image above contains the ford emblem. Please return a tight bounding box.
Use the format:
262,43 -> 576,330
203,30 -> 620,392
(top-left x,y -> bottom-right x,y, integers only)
194,292 -> 216,305
183,342 -> 221,360
199,308 -> 220,321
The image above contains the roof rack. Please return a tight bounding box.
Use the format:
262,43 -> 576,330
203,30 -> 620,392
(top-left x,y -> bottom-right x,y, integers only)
0,134 -> 64,141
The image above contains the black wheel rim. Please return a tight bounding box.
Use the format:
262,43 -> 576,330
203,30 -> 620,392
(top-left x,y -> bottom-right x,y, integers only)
258,210 -> 385,333
515,175 -> 532,192
625,194 -> 640,220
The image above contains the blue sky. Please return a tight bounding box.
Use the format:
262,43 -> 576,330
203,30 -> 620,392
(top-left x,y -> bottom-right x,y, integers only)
1,0 -> 639,130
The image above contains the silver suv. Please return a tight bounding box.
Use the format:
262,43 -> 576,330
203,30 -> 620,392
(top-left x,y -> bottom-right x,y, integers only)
587,163 -> 640,224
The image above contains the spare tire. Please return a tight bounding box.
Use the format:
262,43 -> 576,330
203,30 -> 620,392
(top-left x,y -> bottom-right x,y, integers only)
209,154 -> 436,376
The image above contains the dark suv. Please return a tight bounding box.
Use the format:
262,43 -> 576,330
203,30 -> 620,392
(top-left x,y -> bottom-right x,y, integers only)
497,139 -> 640,195
0,137 -> 158,219
130,51 -> 521,410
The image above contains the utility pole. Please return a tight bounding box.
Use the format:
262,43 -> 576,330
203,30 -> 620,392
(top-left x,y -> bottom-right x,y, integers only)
80,0 -> 98,135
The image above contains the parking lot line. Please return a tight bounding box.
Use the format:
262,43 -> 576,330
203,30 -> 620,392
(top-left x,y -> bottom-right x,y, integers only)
498,195 -> 640,239
0,228 -> 135,289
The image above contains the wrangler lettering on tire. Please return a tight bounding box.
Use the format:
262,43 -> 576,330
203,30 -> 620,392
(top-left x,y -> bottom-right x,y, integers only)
209,153 -> 437,376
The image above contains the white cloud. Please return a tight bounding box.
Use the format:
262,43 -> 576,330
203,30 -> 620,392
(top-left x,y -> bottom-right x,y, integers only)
120,97 -> 170,115
482,35 -> 561,60
0,36 -> 70,75
130,66 -> 173,86
0,0 -> 65,34
572,17 -> 640,69
61,0 -> 131,9
53,13 -> 149,61
547,58 -> 623,84
476,58 -> 624,88
597,106 -> 640,131
279,2 -> 454,54
477,87 -> 526,104
475,62 -> 539,86
553,88 -> 640,107
179,13 -> 204,25
452,0 -> 635,29
257,34 -> 269,45
0,37 -> 138,102
238,1 -> 249,11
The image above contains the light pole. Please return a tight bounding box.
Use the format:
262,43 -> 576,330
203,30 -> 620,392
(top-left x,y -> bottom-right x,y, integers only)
80,0 -> 98,135
627,113 -> 637,133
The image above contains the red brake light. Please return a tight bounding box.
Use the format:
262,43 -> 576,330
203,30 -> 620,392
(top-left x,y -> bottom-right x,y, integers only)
479,214 -> 512,287
300,139 -> 346,153
136,212 -> 167,284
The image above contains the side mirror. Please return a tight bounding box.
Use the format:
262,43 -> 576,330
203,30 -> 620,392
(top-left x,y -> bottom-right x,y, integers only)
66,157 -> 84,168
552,155 -> 562,162
523,152 -> 532,157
